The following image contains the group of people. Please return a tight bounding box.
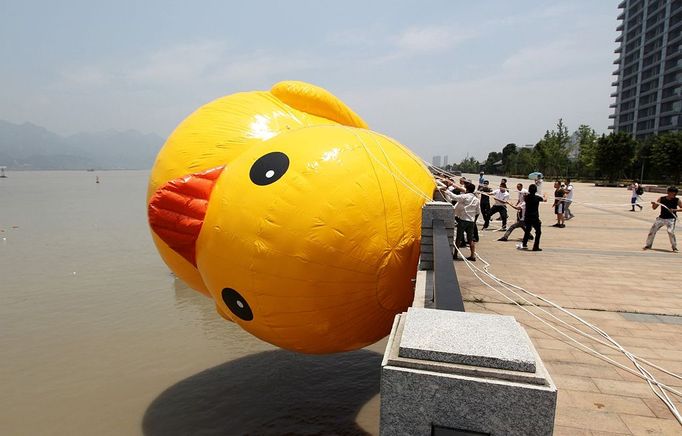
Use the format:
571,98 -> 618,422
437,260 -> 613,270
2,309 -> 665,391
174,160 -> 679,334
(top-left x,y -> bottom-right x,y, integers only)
437,171 -> 681,259
437,172 -> 575,259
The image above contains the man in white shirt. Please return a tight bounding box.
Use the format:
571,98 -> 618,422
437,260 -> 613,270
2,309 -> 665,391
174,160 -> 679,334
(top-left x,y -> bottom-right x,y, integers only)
489,183 -> 510,231
515,183 -> 529,207
564,178 -> 575,220
449,182 -> 481,261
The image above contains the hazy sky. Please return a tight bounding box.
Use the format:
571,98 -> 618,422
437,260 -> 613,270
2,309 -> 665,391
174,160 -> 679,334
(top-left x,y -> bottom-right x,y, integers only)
1,0 -> 619,162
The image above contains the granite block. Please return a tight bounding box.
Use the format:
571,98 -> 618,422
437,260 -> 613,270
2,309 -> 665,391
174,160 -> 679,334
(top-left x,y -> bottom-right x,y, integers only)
422,202 -> 455,228
381,366 -> 556,436
381,312 -> 557,435
399,308 -> 537,373
387,313 -> 551,386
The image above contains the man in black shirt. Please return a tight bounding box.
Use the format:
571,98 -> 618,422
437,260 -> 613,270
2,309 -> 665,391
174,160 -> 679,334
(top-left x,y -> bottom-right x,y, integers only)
643,186 -> 681,252
478,180 -> 492,229
521,184 -> 547,251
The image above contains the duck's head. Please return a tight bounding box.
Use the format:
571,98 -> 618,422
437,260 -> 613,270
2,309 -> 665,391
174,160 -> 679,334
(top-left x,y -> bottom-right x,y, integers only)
147,82 -> 435,353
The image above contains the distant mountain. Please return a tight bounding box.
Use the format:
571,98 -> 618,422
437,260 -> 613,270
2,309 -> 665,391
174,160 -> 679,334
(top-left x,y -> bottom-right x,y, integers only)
0,120 -> 165,170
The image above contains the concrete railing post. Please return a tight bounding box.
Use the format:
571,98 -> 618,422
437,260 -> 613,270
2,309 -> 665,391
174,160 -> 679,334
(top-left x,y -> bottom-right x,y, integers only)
380,308 -> 557,435
420,201 -> 454,271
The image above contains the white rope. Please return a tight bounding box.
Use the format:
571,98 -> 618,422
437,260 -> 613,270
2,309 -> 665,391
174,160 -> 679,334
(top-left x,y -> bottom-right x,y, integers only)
455,247 -> 682,424
366,158 -> 682,421
343,127 -> 435,203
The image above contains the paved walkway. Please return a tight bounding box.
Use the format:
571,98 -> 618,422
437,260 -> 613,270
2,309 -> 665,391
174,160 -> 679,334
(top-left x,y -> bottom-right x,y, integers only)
456,178 -> 681,435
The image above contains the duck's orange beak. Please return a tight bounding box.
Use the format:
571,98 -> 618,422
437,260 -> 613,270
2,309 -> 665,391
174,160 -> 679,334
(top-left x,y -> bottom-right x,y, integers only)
148,165 -> 225,267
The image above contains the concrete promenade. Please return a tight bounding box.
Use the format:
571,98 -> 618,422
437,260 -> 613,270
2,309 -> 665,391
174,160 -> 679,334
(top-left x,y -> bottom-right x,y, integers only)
456,178 -> 681,435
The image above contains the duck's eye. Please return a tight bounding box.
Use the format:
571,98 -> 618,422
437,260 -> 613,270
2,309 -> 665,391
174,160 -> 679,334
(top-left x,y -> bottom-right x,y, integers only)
222,288 -> 253,321
249,152 -> 289,186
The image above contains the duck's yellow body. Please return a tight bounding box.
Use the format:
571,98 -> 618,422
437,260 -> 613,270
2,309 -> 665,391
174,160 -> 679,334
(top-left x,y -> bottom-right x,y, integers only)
147,81 -> 434,353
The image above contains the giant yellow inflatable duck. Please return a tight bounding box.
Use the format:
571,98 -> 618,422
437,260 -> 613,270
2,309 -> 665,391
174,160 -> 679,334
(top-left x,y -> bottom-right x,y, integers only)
147,81 -> 435,353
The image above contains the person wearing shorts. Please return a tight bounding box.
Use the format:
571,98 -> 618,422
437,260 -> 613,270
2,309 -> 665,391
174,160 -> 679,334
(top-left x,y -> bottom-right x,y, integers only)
552,181 -> 566,228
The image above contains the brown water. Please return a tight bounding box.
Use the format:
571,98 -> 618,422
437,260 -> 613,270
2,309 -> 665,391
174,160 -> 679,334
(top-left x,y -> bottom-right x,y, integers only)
0,171 -> 382,435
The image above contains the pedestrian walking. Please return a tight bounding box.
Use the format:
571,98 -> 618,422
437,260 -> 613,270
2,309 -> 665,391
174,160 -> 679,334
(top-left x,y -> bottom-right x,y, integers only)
630,180 -> 644,211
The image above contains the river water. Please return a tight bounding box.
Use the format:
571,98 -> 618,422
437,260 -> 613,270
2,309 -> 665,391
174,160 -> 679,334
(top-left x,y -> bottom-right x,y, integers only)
0,170 -> 383,435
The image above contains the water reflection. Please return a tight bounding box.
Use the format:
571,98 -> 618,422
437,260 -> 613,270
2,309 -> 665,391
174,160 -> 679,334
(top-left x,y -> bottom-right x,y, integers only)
143,349 -> 382,435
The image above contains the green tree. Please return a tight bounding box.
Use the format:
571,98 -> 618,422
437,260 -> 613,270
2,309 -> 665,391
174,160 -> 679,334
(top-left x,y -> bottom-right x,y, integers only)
516,147 -> 537,175
650,132 -> 682,184
484,151 -> 503,175
534,119 -> 570,178
634,135 -> 655,182
575,124 -> 598,177
501,143 -> 518,175
594,132 -> 637,182
458,156 -> 481,173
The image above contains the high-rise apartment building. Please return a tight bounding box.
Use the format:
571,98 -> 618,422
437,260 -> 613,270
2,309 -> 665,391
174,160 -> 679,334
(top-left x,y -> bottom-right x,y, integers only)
610,0 -> 682,138
443,155 -> 449,167
432,155 -> 442,167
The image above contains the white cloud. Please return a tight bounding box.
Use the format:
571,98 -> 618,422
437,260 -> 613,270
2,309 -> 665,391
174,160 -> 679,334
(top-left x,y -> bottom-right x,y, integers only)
395,26 -> 473,53
500,39 -> 577,79
210,50 -> 314,83
59,65 -> 114,87
345,70 -> 612,162
59,40 -> 316,90
126,41 -> 226,84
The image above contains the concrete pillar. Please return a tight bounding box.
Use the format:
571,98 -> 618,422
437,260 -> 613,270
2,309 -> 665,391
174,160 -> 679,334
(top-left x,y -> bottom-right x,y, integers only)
420,201 -> 454,270
381,308 -> 557,435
